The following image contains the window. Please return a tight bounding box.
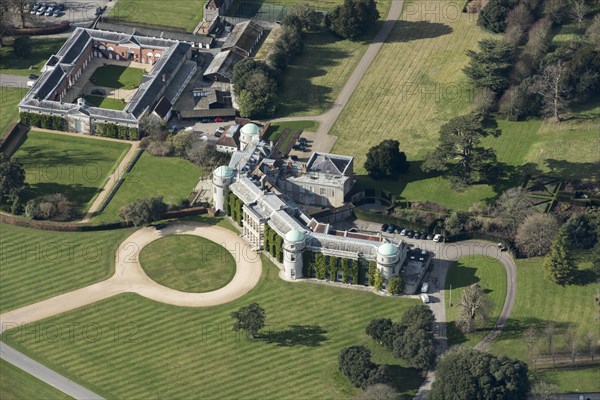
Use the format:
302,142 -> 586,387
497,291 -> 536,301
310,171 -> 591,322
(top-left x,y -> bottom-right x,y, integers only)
320,187 -> 326,195
291,255 -> 295,261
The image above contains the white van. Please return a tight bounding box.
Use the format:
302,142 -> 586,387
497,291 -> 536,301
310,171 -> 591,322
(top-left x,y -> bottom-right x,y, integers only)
433,234 -> 442,243
420,293 -> 430,304
421,282 -> 429,293
27,80 -> 35,88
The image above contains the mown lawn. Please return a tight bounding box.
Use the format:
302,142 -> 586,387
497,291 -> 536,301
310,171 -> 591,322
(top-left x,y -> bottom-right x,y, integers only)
89,65 -> 145,89
140,235 -> 236,293
93,153 -> 203,222
84,95 -> 126,111
329,0 -> 600,210
489,251 -> 599,391
0,359 -> 71,400
3,257 -> 424,399
107,0 -> 204,32
0,38 -> 65,76
532,365 -> 600,394
13,131 -> 131,212
276,0 -> 390,117
0,87 -> 26,135
444,255 -> 507,347
263,120 -> 319,142
0,223 -> 135,313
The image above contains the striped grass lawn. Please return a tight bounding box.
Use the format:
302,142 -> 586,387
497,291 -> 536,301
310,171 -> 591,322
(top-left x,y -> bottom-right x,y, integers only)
0,359 -> 70,400
444,255 -> 507,348
0,223 -> 135,313
0,38 -> 65,76
0,87 -> 27,135
532,365 -> 600,394
13,131 -> 131,213
107,0 -> 204,32
276,0 -> 390,117
140,235 -> 236,293
329,0 -> 599,210
3,257 -> 424,399
489,251 -> 599,392
92,153 -> 203,222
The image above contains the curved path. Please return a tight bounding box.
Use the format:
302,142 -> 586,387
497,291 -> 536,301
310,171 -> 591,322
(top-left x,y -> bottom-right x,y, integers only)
413,240 -> 517,399
0,222 -> 262,399
1,222 -> 262,331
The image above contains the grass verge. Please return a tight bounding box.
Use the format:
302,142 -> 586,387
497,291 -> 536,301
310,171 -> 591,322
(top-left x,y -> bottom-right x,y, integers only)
0,359 -> 70,400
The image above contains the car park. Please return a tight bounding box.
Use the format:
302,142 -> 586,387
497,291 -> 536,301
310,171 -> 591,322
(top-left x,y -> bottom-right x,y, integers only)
433,234 -> 442,242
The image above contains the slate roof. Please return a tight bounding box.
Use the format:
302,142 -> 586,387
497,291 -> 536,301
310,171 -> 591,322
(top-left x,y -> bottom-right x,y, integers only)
203,50 -> 243,81
152,96 -> 172,119
307,152 -> 353,175
222,20 -> 263,55
96,22 -> 214,46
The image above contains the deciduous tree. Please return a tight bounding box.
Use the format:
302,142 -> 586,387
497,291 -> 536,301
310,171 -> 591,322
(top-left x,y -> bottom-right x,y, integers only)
572,0 -> 588,30
364,139 -> 408,179
523,325 -> 539,367
586,15 -> 600,49
338,345 -> 387,389
516,213 -> 559,257
119,196 -> 168,226
530,60 -> 569,122
356,384 -> 397,400
231,303 -> 266,338
327,0 -> 379,40
457,284 -> 492,334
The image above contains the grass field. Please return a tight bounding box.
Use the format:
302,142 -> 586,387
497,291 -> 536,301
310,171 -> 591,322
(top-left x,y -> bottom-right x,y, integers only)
532,365 -> 600,394
93,153 -> 203,222
0,87 -> 26,135
444,255 -> 507,347
0,223 -> 135,313
328,0 -> 600,210
13,131 -> 131,212
276,0 -> 390,117
0,38 -> 65,76
0,359 -> 70,400
140,235 -> 236,293
490,251 -> 599,369
84,95 -> 126,111
107,0 -> 204,32
2,257 -> 424,399
89,65 -> 145,89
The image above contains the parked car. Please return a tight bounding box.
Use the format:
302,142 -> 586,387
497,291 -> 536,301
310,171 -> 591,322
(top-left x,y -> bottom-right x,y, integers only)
57,2 -> 64,10
290,155 -> 298,161
394,227 -> 402,234
28,74 -> 39,80
214,117 -> 224,122
298,137 -> 307,144
421,282 -> 429,293
302,147 -> 310,152
433,234 -> 442,243
53,9 -> 60,16
90,88 -> 106,96
95,7 -> 103,15
292,145 -> 301,150
420,293 -> 430,304
170,125 -> 180,134
426,233 -> 433,240
406,230 -> 414,238
45,7 -> 54,16
153,223 -> 167,230
381,224 -> 389,232
214,127 -> 224,137
414,232 -> 421,239
400,228 -> 407,236
30,4 -> 40,14
200,118 -> 211,123
36,7 -> 45,15
498,243 -> 507,251
27,80 -> 35,88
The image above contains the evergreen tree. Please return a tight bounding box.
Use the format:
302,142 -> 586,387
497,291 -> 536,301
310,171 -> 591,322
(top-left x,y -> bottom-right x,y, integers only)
544,231 -> 578,286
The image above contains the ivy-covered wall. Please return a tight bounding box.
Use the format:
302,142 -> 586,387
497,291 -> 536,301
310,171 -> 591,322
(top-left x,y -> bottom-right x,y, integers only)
264,224 -> 283,262
227,191 -> 243,227
20,112 -> 65,131
95,122 -> 138,140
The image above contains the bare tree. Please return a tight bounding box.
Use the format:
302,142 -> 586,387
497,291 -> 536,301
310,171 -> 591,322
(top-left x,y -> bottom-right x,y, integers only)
523,325 -> 539,367
531,380 -> 558,400
543,323 -> 557,368
587,15 -> 600,50
457,284 -> 493,334
572,0 -> 588,30
515,213 -> 559,257
530,60 -> 569,122
493,187 -> 532,230
583,331 -> 598,362
565,326 -> 579,366
505,4 -> 533,45
524,18 -> 553,64
473,87 -> 496,116
9,0 -> 29,28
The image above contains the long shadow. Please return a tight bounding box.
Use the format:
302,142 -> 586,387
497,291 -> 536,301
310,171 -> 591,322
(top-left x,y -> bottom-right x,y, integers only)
571,269 -> 598,286
28,182 -> 96,210
385,364 -> 424,399
544,159 -> 600,181
444,263 -> 481,291
260,324 -> 328,347
383,20 -> 454,43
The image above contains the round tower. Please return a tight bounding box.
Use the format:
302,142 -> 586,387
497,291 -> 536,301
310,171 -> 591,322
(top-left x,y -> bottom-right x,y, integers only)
212,165 -> 234,212
283,229 -> 305,280
239,123 -> 260,150
377,242 -> 400,280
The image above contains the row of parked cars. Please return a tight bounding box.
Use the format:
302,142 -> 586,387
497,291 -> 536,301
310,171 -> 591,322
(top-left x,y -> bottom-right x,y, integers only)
380,224 -> 442,242
30,2 -> 65,17
292,137 -> 310,152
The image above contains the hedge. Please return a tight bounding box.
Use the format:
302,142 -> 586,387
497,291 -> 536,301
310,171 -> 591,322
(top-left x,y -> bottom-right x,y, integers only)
95,122 -> 139,140
20,112 -> 66,131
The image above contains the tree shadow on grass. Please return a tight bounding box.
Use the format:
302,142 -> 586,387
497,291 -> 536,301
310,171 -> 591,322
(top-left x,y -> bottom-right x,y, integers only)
544,159 -> 600,181
571,269 -> 598,286
28,182 -> 97,210
384,20 -> 454,43
445,263 -> 481,291
260,325 -> 328,347
385,364 -> 425,399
